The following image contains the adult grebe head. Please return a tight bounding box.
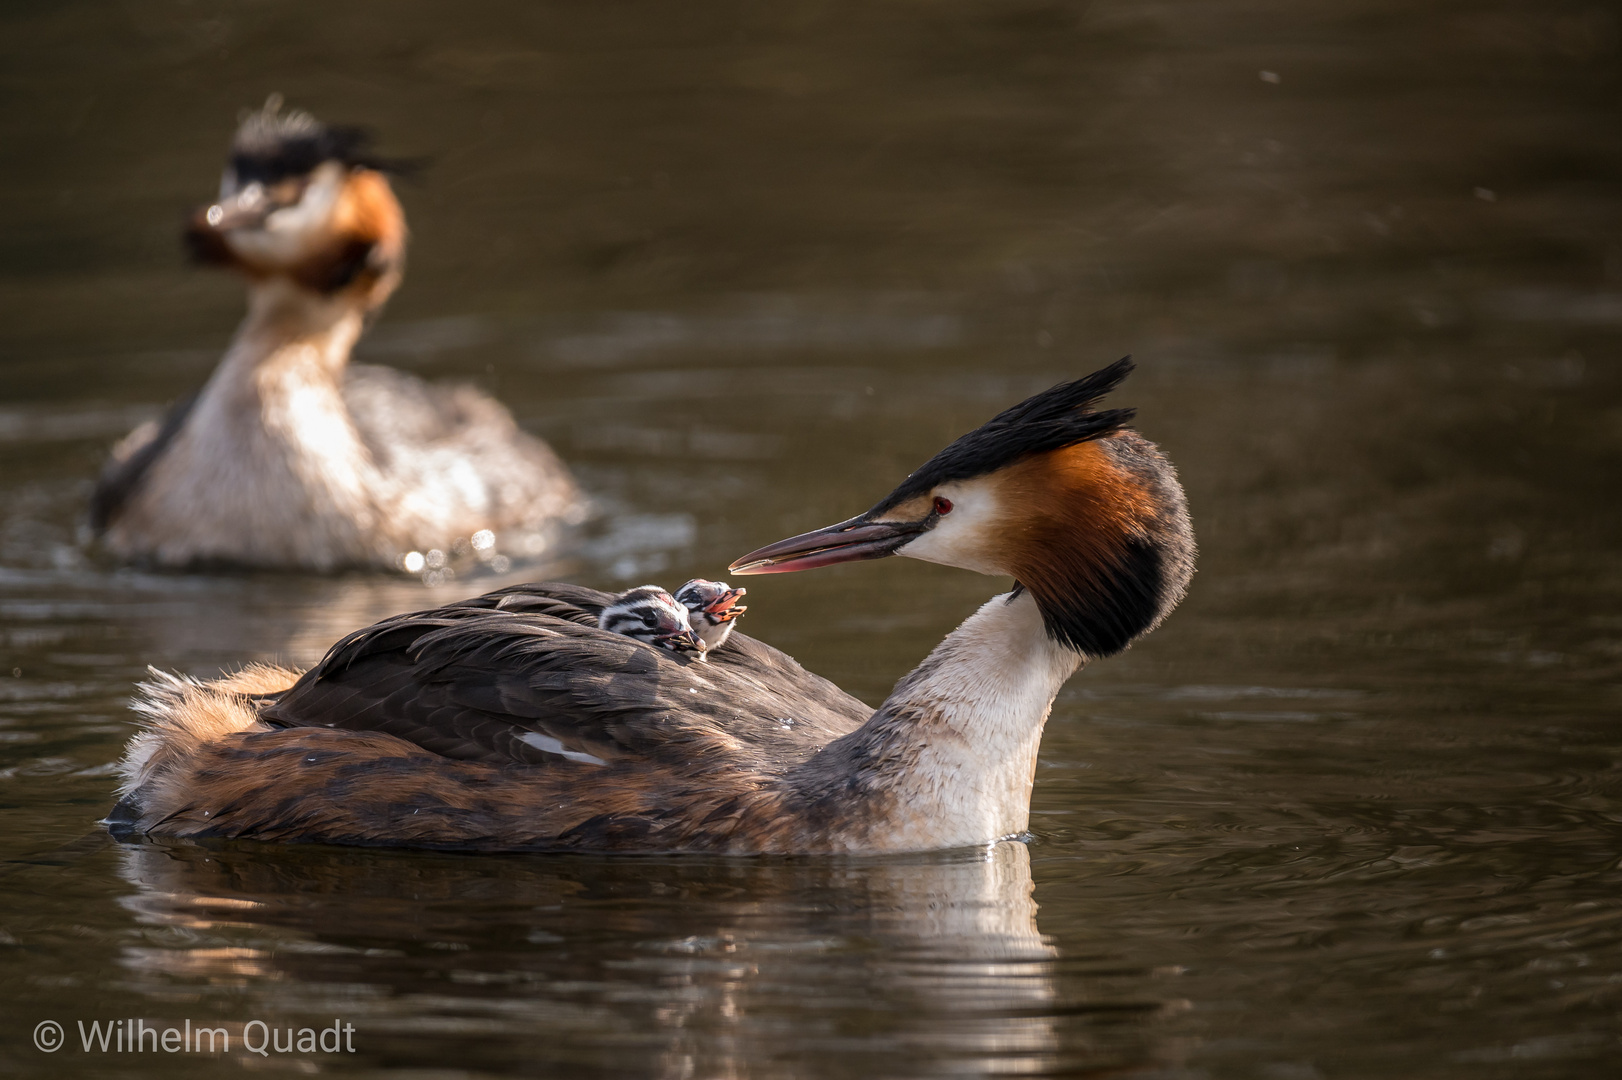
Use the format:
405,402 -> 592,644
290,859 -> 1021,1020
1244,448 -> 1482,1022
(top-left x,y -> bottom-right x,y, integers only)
729,358 -> 1195,658
184,95 -> 408,310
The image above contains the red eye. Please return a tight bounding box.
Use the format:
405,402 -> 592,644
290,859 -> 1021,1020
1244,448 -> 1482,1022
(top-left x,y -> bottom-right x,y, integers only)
933,496 -> 953,516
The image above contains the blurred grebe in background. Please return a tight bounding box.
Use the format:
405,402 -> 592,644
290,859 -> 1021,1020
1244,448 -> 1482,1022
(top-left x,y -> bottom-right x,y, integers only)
90,97 -> 583,572
108,358 -> 1193,854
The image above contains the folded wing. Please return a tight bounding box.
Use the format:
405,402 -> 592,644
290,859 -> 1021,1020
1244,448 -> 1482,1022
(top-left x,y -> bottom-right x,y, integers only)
260,582 -> 871,775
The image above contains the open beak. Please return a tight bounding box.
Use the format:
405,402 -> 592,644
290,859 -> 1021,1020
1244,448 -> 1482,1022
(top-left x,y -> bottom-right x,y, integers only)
704,588 -> 747,621
729,514 -> 927,575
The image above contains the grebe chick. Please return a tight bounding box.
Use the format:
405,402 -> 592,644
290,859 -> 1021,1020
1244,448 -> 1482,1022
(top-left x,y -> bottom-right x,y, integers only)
674,578 -> 748,650
89,97 -> 583,571
109,358 -> 1194,854
599,585 -> 706,657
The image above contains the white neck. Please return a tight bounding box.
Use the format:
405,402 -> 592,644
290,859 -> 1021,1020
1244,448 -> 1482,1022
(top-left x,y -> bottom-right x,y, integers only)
113,279 -> 384,568
215,278 -> 366,387
796,588 -> 1083,852
194,279 -> 372,491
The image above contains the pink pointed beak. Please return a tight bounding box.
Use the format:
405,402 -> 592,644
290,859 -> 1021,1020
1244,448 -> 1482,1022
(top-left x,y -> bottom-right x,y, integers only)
704,588 -> 747,620
728,514 -> 928,575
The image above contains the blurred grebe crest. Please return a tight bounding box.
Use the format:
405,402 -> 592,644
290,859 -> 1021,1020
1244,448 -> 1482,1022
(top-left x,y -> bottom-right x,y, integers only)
89,95 -> 584,573
109,358 -> 1194,854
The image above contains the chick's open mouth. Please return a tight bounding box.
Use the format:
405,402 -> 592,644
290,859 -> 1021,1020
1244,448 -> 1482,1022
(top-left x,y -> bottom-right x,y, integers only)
705,589 -> 747,619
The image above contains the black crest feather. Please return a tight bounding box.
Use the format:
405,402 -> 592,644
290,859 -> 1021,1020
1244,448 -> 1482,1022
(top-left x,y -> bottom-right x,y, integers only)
227,96 -> 411,186
870,356 -> 1137,514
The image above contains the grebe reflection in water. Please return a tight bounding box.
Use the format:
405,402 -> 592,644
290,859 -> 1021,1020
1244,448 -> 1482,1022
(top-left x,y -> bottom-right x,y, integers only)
114,839 -> 1064,1074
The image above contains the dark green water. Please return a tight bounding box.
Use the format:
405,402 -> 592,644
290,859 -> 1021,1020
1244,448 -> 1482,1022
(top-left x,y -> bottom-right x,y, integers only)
3,1 -> 1621,1076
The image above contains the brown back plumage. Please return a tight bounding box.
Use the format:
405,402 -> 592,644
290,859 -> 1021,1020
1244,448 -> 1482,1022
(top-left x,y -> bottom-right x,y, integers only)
111,583 -> 874,852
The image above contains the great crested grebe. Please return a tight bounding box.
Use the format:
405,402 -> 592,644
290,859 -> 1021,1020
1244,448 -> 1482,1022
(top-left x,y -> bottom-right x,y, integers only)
89,97 -> 582,571
674,578 -> 748,649
108,358 -> 1193,853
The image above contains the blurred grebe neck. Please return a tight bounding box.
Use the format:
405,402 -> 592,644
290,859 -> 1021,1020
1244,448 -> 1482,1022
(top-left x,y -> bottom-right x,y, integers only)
209,279 -> 365,396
